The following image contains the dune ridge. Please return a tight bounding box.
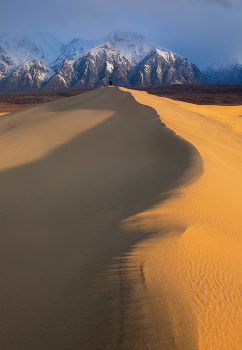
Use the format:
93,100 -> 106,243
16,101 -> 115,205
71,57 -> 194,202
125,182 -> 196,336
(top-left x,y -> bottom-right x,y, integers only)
122,88 -> 242,349
0,87 -> 199,349
1,84 -> 241,349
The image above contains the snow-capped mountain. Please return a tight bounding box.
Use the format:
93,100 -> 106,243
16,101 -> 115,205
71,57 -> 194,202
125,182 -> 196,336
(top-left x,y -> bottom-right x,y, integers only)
0,30 -> 205,93
50,37 -> 96,73
0,32 -> 64,67
29,32 -> 65,65
0,58 -> 55,93
0,32 -> 38,79
202,58 -> 242,84
93,30 -> 154,66
131,49 -> 204,86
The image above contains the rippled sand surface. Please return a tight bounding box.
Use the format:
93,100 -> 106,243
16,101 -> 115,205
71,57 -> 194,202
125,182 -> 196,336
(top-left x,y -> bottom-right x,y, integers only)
1,86 -> 242,349
122,88 -> 242,350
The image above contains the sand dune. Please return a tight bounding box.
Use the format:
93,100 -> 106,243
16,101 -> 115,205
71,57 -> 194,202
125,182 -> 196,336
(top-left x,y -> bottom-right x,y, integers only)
1,86 -> 242,349
0,87 -> 198,349
121,88 -> 242,349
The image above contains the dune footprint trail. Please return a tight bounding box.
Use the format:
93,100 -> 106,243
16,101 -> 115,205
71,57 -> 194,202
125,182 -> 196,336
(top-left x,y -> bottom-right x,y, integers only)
0,87 -> 199,349
124,88 -> 242,350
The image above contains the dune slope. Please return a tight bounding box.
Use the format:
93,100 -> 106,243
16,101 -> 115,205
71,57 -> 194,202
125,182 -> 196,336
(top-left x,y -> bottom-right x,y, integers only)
0,87 -> 200,349
123,88 -> 242,350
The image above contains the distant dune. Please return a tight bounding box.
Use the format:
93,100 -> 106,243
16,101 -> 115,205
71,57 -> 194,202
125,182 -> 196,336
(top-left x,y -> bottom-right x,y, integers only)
0,86 -> 242,349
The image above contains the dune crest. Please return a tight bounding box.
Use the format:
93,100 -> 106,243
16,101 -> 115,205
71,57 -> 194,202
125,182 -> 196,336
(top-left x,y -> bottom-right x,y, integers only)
1,84 -> 241,349
0,87 -> 198,349
123,88 -> 242,350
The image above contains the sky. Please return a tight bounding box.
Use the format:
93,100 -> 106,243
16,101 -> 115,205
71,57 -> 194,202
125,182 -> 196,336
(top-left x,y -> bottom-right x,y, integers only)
1,0 -> 242,69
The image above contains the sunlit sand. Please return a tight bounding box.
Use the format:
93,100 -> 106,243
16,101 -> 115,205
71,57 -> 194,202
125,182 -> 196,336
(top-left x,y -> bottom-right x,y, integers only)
122,88 -> 242,349
0,86 -> 242,349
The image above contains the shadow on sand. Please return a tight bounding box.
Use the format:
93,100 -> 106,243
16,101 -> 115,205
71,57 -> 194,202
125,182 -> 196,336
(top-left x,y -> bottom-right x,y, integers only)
0,87 -> 201,349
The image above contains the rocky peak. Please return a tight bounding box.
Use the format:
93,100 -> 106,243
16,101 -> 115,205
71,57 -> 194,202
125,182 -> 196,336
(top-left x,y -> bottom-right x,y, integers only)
0,30 -> 205,92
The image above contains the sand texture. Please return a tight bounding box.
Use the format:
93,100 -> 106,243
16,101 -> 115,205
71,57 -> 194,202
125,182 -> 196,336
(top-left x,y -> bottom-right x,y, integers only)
0,87 -> 197,349
122,88 -> 242,350
0,86 -> 242,349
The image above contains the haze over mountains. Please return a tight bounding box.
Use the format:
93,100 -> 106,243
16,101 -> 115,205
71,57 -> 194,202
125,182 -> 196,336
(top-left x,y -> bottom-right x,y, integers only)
0,30 -> 240,93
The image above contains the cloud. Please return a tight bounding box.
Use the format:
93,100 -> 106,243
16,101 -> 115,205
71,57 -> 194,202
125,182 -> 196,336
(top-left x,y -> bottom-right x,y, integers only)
0,0 -> 241,68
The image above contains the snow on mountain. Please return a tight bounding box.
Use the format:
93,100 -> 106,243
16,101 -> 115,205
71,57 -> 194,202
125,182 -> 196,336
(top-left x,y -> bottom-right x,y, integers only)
70,47 -> 131,89
12,32 -> 44,60
155,49 -> 177,64
30,32 -> 64,65
65,38 -> 97,55
202,58 -> 242,84
93,30 -> 154,66
0,30 -> 205,92
50,38 -> 96,73
0,32 -> 39,83
150,42 -> 175,54
0,58 -> 56,92
131,48 -> 204,87
206,58 -> 240,72
0,32 -> 36,66
52,30 -> 154,73
0,32 -> 64,67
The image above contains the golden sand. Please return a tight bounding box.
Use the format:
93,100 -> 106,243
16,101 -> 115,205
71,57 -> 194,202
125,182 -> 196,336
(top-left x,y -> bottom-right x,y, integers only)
0,87 -> 195,349
121,88 -> 242,349
0,86 -> 242,349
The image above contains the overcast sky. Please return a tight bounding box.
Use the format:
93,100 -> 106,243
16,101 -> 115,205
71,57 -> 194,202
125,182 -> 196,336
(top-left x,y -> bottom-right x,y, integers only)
1,0 -> 242,69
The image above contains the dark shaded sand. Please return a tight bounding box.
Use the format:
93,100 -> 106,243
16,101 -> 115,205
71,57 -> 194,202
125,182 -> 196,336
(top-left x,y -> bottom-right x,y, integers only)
0,87 -> 201,349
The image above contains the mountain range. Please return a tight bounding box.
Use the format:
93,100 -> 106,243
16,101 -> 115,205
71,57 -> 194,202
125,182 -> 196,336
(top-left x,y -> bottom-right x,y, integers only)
202,58 -> 242,84
0,30 -> 206,92
0,30 -> 241,93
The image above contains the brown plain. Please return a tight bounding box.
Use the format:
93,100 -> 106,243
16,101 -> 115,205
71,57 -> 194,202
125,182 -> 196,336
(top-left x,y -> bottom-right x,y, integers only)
0,86 -> 242,349
1,84 -> 242,114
